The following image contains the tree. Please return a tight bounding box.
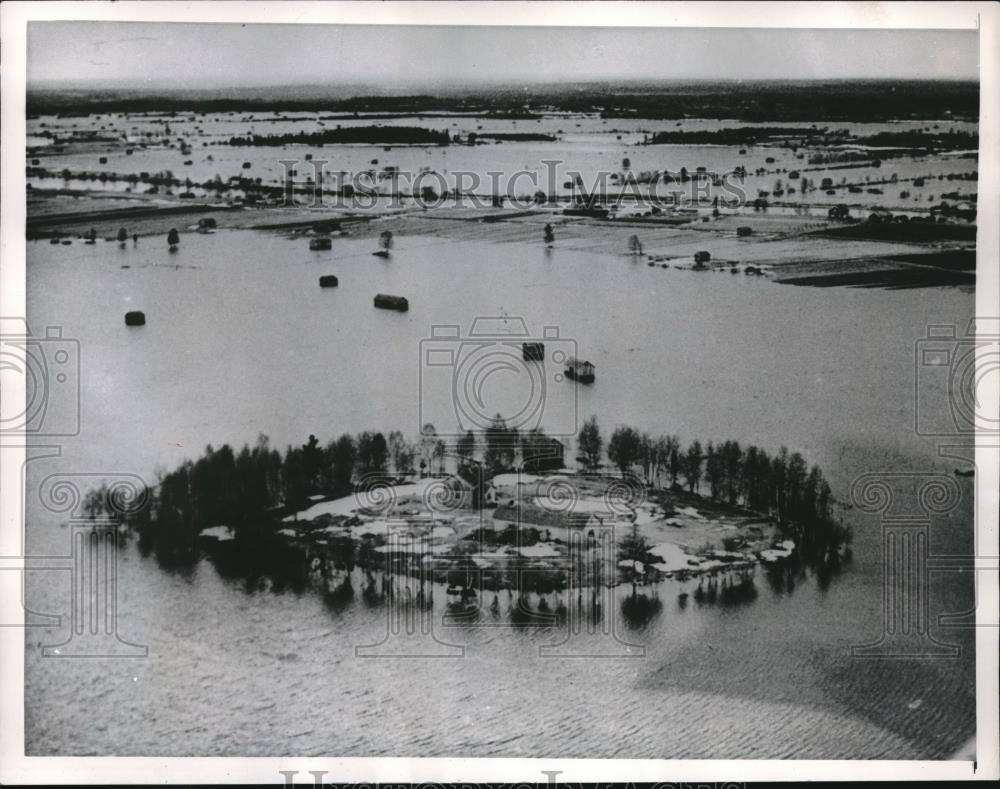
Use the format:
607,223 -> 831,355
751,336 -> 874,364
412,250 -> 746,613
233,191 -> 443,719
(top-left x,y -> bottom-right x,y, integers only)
356,431 -> 388,475
577,416 -> 602,471
784,451 -> 809,533
418,424 -> 439,476
681,440 -> 704,493
302,433 -> 322,493
117,227 -> 128,246
608,426 -> 642,476
638,432 -> 655,484
628,235 -> 643,255
618,520 -> 652,595
387,430 -> 415,474
653,435 -> 673,487
282,445 -> 309,515
720,440 -> 744,505
705,442 -> 724,500
326,434 -> 356,494
665,435 -> 682,486
167,228 -> 180,250
370,432 -> 388,473
771,447 -> 789,521
543,223 -> 555,245
456,430 -> 476,462
483,414 -> 517,474
743,445 -> 772,512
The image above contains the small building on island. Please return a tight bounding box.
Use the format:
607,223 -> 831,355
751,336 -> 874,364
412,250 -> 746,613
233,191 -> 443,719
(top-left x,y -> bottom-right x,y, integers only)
521,435 -> 565,472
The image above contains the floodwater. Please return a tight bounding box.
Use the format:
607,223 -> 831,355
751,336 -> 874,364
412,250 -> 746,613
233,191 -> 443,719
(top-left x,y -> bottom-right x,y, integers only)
29,113 -> 979,213
23,229 -> 976,757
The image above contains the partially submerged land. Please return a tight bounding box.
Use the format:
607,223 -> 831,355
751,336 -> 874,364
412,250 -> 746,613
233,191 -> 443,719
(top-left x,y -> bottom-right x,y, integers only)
25,77 -> 978,290
26,188 -> 976,289
28,82 -> 972,603
87,419 -> 848,619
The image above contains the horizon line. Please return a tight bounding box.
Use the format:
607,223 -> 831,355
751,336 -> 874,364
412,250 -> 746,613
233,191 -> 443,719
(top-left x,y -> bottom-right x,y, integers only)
27,76 -> 982,92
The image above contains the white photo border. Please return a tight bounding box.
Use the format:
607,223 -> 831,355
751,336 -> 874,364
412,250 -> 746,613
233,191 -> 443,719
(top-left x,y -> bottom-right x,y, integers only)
1,1 -> 997,783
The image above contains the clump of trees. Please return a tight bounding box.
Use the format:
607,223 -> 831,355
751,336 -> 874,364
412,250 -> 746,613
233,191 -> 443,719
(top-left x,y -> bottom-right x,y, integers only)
226,126 -> 451,147
579,416 -> 848,561
111,419 -> 571,565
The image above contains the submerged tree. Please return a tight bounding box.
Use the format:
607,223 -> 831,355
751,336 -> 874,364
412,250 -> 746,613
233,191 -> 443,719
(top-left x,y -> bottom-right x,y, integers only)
618,520 -> 653,596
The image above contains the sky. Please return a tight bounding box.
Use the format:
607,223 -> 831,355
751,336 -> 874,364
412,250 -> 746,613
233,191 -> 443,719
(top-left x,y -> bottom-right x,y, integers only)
27,22 -> 980,89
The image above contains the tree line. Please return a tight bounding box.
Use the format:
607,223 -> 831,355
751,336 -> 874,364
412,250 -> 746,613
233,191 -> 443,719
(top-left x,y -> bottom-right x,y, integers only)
114,419 -> 564,565
578,416 -> 845,558
102,413 -> 843,567
226,126 -> 451,147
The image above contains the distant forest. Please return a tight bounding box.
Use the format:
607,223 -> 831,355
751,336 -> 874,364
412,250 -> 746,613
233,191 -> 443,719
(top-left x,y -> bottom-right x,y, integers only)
646,127 -> 979,151
26,80 -> 979,122
226,126 -> 450,146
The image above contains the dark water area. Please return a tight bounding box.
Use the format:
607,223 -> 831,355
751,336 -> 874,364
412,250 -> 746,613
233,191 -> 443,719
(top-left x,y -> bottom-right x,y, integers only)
24,502 -> 975,758
777,267 -> 975,289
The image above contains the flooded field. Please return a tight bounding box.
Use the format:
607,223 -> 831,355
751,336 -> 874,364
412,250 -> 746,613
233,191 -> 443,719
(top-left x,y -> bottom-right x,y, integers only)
28,112 -> 978,214
24,228 -> 976,757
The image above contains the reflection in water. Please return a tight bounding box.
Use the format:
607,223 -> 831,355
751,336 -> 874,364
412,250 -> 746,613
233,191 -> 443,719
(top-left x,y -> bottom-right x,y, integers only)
24,229 -> 975,757
193,528 -> 844,633
204,531 -> 311,594
323,574 -> 354,612
621,589 -> 663,630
